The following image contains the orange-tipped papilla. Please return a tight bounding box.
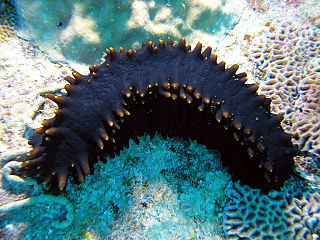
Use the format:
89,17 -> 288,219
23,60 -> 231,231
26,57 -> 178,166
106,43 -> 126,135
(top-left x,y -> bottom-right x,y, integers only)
193,42 -> 202,56
127,49 -> 133,58
178,38 -> 186,50
215,110 -> 223,123
147,41 -> 153,53
159,40 -> 165,47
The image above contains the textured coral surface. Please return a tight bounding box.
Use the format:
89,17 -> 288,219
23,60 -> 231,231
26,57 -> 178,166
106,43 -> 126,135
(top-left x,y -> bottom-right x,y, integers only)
223,181 -> 320,240
248,17 -> 320,157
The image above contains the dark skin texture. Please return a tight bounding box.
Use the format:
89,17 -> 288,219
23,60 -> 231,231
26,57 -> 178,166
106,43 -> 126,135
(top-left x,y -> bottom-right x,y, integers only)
20,39 -> 298,194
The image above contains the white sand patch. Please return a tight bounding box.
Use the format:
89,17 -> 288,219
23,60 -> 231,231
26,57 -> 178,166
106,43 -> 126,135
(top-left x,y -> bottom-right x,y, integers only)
127,0 -> 183,38
59,3 -> 100,44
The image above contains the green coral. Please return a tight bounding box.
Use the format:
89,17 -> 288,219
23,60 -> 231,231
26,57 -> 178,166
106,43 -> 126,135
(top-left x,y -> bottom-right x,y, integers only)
15,0 -> 245,63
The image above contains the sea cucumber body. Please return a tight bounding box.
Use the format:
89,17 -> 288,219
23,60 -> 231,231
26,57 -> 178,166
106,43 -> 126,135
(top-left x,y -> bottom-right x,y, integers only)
21,40 -> 297,193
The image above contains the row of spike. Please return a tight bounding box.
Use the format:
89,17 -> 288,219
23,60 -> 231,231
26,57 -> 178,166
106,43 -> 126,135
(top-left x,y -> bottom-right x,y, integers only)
38,38 -> 264,145
35,84 -> 272,177
31,99 -> 274,190
120,74 -> 251,107
32,38 -> 278,190
116,80 -> 275,174
90,38 -> 253,102
103,38 -> 243,62
105,38 -> 190,61
92,108 -> 132,153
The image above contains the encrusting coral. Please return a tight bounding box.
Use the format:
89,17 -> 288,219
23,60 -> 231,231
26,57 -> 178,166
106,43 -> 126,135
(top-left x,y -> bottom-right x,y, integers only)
247,16 -> 320,158
14,0 -> 245,63
222,181 -> 320,239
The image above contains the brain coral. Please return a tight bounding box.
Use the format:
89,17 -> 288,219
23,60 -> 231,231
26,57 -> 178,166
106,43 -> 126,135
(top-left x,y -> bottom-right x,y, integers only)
248,17 -> 320,157
222,181 -> 320,239
286,57 -> 320,157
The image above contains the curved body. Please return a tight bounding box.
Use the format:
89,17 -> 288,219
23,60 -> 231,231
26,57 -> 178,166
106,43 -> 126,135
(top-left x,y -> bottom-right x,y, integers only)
21,39 -> 297,193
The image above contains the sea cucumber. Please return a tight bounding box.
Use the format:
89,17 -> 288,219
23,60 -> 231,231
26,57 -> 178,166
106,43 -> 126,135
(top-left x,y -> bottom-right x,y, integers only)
20,38 -> 298,194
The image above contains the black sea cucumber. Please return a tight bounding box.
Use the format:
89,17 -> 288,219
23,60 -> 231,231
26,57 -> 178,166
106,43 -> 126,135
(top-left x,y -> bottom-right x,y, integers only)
20,39 -> 298,194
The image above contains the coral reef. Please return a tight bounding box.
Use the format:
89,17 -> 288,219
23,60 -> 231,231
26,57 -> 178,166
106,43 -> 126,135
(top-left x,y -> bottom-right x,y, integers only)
2,1 -> 320,239
0,0 -> 18,41
247,0 -> 271,12
222,181 -> 320,239
247,17 -> 320,157
1,134 -> 230,239
287,57 -> 320,156
14,0 -> 246,63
